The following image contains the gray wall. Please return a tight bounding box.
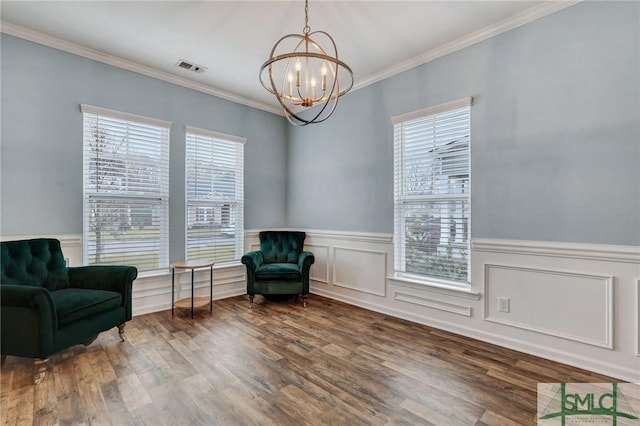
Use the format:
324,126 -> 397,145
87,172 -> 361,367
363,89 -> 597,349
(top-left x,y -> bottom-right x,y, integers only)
2,1 -> 639,251
287,1 -> 640,246
0,34 -> 288,261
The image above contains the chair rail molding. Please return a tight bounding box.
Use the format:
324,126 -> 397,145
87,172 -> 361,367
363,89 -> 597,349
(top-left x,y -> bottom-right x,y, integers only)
0,234 -> 82,246
472,238 -> 640,263
245,228 -> 392,244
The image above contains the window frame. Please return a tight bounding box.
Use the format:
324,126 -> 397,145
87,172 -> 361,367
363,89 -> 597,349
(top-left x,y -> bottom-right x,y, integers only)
391,97 -> 473,289
81,104 -> 171,275
185,125 -> 245,265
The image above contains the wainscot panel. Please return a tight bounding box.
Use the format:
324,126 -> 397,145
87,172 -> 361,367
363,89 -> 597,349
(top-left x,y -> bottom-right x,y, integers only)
333,246 -> 387,296
306,243 -> 329,284
483,264 -> 613,349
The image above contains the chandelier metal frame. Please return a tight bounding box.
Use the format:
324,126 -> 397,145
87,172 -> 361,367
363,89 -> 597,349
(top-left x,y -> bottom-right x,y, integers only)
259,0 -> 353,126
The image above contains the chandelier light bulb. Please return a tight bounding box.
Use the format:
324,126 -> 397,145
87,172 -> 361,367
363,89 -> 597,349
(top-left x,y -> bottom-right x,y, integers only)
321,64 -> 327,91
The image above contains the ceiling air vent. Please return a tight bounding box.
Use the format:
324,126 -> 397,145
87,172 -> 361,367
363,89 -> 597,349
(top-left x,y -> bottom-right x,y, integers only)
176,59 -> 207,74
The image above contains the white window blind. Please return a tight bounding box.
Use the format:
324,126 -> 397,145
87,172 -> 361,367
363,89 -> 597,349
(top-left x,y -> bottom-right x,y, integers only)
186,126 -> 245,263
82,104 -> 170,273
393,98 -> 471,285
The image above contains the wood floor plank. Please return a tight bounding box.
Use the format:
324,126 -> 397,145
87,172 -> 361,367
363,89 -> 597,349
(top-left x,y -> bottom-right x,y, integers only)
2,385 -> 34,426
51,356 -> 83,425
0,294 -> 623,425
32,373 -> 58,426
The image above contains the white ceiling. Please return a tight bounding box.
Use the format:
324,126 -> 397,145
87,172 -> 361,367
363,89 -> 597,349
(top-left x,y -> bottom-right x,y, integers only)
1,1 -> 571,114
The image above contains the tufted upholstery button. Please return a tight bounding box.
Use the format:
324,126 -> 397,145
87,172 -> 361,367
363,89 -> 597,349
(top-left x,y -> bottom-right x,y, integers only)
259,231 -> 306,264
1,238 -> 68,287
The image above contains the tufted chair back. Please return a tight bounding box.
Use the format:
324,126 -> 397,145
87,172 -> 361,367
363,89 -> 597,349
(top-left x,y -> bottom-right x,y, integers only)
1,238 -> 69,291
259,231 -> 306,264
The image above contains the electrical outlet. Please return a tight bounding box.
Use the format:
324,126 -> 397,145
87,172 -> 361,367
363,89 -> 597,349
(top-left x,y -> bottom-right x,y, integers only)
498,297 -> 510,313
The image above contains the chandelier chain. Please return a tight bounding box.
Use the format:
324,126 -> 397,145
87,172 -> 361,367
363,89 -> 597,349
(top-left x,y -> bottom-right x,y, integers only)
303,0 -> 310,34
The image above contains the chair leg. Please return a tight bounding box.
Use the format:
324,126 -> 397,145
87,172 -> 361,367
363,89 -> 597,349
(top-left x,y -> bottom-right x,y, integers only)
34,358 -> 49,385
302,294 -> 308,308
249,294 -> 254,309
117,323 -> 126,342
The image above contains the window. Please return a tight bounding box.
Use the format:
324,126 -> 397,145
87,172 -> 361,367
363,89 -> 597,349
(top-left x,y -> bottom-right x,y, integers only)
392,98 -> 472,285
82,104 -> 170,273
186,126 -> 245,263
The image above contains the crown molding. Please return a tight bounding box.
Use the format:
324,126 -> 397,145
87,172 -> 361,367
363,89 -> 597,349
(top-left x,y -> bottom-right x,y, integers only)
0,21 -> 284,116
2,1 -> 579,113
353,1 -> 582,92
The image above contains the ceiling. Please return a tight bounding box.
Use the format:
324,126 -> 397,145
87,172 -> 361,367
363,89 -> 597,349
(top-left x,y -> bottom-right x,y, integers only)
1,1 -> 570,114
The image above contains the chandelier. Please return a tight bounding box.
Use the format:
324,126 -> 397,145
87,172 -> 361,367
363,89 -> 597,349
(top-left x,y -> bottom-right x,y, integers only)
259,0 -> 353,126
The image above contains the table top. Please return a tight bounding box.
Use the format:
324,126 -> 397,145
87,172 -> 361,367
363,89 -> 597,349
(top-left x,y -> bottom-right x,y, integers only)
170,259 -> 215,270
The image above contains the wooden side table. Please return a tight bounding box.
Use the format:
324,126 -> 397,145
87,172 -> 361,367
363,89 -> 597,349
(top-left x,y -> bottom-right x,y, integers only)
171,259 -> 214,319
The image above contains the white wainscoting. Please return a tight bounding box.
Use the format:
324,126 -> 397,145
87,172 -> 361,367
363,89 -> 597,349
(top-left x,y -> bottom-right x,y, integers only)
245,230 -> 639,382
393,282 -> 472,317
333,246 -> 387,297
306,243 -> 329,284
132,264 -> 247,316
484,264 -> 613,349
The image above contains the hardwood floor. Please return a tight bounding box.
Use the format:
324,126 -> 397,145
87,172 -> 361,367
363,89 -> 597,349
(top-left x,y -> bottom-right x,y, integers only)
1,294 -> 617,425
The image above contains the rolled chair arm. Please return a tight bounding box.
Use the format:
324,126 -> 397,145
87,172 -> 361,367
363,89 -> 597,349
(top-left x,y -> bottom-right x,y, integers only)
298,251 -> 315,273
68,266 -> 137,319
1,285 -> 57,357
241,251 -> 264,294
241,251 -> 264,271
1,284 -> 56,310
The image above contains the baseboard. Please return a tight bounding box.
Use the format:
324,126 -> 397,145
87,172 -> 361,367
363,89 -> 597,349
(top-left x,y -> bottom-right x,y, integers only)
132,287 -> 246,317
310,286 -> 640,383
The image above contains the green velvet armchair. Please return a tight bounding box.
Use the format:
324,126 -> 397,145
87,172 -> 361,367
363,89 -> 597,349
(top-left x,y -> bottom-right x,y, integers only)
1,238 -> 137,383
242,231 -> 314,308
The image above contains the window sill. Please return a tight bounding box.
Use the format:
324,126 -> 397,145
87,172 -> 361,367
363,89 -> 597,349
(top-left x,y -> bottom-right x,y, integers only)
388,274 -> 481,300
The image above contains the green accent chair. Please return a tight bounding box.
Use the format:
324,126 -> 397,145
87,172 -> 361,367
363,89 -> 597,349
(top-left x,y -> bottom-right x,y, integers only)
1,238 -> 137,383
242,231 -> 314,308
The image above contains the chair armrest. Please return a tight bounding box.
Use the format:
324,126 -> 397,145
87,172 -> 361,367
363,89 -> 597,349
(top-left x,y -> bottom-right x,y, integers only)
1,284 -> 56,311
241,251 -> 264,294
298,251 -> 315,273
241,251 -> 264,272
1,285 -> 57,357
68,266 -> 137,319
298,251 -> 315,294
